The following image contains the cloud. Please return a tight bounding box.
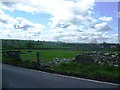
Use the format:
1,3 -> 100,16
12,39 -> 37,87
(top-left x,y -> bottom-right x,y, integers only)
0,19 -> 7,24
0,2 -> 15,11
104,33 -> 118,43
44,28 -> 111,43
90,38 -> 98,43
98,16 -> 112,22
13,17 -> 34,30
0,11 -> 15,29
0,10 -> 46,40
49,0 -> 95,29
66,25 -> 84,32
0,9 -> 4,14
95,22 -> 112,31
0,12 -> 14,24
1,2 -> 15,7
0,0 -> 95,29
0,0 -> 116,43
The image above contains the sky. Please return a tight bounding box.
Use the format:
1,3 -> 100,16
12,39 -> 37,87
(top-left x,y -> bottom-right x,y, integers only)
0,0 -> 119,43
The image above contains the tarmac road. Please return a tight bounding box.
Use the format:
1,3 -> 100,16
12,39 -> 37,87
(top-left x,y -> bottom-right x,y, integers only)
2,64 -> 119,88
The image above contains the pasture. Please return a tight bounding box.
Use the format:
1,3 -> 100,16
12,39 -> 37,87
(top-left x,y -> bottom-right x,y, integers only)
3,49 -> 81,62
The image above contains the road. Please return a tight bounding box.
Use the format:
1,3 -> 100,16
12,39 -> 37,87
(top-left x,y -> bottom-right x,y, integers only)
2,64 -> 119,88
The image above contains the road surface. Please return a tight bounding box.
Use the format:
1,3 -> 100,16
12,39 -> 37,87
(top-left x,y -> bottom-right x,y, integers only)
2,64 -> 119,88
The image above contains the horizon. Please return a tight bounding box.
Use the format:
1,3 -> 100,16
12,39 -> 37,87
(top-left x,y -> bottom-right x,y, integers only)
1,39 -> 119,44
0,0 -> 119,44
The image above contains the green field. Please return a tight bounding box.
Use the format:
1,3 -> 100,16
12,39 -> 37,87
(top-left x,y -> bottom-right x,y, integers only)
2,49 -> 82,62
20,49 -> 81,62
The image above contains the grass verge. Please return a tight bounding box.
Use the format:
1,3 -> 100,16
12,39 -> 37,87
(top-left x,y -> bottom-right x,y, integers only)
49,62 -> 120,84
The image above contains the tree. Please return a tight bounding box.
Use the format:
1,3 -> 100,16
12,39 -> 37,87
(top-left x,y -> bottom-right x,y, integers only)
26,41 -> 34,49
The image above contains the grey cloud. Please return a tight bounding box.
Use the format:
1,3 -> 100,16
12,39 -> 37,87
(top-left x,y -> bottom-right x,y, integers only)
56,23 -> 70,28
1,2 -> 16,7
99,25 -> 112,31
90,38 -> 98,43
55,17 -> 83,29
74,10 -> 90,17
70,17 -> 82,25
78,36 -> 89,41
14,24 -> 32,30
71,8 -> 82,15
95,22 -> 112,31
7,35 -> 12,37
33,32 -> 41,37
13,20 -> 33,30
0,19 -> 8,24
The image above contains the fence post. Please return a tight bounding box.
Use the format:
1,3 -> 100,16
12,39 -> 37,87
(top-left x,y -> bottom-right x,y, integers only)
36,52 -> 40,67
15,51 -> 21,61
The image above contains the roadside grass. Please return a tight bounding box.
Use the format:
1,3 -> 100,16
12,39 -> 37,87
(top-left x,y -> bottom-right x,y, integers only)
2,55 -> 21,65
49,62 -> 119,83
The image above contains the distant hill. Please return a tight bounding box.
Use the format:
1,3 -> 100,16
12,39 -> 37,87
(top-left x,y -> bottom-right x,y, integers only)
1,39 -> 119,51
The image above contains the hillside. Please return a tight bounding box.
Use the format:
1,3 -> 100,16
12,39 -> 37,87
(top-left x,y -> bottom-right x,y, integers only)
1,39 -> 119,51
